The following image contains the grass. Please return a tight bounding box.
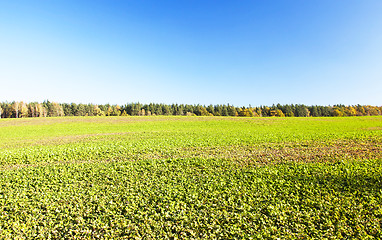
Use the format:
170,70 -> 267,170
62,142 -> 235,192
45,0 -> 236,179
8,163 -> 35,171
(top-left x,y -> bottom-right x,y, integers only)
0,116 -> 381,238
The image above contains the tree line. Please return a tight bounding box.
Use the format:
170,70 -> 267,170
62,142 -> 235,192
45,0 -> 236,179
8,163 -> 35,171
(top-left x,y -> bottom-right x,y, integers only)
0,101 -> 381,118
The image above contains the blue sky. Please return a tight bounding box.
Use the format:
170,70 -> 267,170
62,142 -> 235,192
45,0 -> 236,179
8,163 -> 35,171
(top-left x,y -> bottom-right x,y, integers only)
0,0 -> 381,106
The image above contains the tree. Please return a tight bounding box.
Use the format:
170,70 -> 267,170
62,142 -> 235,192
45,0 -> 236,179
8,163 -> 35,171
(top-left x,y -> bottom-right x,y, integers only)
61,103 -> 73,116
238,108 -> 254,117
70,103 -> 78,116
42,100 -> 53,117
356,105 -> 366,116
19,102 -> 28,118
221,105 -> 228,116
283,105 -> 294,117
199,106 -> 211,116
310,106 -> 319,117
106,106 -> 113,116
262,106 -> 271,117
93,105 -> 104,116
49,102 -> 64,117
28,103 -> 36,117
131,103 -> 142,116
154,105 -> 163,115
138,108 -> 145,116
111,105 -> 121,116
35,103 -> 45,117
13,102 -> 20,118
162,105 -> 171,115
76,104 -> 86,116
227,105 -> 237,116
295,105 -> 310,117
275,109 -> 285,117
214,105 -> 223,116
38,104 -> 48,117
344,106 -> 357,116
364,105 -> 380,116
206,105 -> 214,115
332,107 -> 343,117
253,108 -> 261,117
173,104 -> 184,115
319,106 -> 331,117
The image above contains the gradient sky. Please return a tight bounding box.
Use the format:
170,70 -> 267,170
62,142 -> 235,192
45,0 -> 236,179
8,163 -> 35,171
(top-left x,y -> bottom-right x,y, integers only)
1,0 -> 381,106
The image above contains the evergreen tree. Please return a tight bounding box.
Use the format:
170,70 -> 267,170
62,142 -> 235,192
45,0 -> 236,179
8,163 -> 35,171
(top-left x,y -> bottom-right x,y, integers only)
206,105 -> 214,115
162,105 -> 171,115
77,104 -> 86,116
71,103 -> 78,116
221,105 -> 228,116
310,106 -> 319,117
227,105 -> 237,116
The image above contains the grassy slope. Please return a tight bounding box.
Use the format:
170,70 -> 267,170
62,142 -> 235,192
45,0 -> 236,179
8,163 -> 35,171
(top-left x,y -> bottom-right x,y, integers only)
0,116 -> 381,238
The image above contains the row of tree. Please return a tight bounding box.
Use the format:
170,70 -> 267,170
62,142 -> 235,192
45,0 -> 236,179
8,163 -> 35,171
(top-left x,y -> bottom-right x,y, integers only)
0,101 -> 381,118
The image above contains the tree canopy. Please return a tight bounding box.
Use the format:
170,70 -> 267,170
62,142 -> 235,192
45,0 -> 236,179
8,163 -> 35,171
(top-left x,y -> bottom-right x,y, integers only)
0,101 -> 381,118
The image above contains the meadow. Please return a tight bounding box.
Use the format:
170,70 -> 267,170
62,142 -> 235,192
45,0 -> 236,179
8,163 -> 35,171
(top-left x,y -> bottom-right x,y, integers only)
0,116 -> 381,239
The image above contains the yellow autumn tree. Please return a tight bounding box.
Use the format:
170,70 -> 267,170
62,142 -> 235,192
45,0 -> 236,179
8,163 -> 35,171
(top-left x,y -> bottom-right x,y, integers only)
35,104 -> 45,117
275,109 -> 285,117
332,108 -> 343,117
344,106 -> 357,116
19,102 -> 29,118
138,109 -> 145,116
13,102 -> 20,118
106,106 -> 113,116
199,106 -> 211,116
238,108 -> 254,117
93,105 -> 105,116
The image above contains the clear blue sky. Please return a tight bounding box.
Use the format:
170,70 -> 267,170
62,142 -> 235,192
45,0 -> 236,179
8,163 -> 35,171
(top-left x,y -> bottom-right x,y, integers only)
1,0 -> 381,106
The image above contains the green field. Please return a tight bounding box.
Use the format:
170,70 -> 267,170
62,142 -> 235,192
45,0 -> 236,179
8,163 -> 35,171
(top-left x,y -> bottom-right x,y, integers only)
0,116 -> 381,239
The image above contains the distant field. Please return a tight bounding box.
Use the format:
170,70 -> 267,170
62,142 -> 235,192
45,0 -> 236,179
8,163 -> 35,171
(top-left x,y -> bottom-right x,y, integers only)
0,116 -> 381,238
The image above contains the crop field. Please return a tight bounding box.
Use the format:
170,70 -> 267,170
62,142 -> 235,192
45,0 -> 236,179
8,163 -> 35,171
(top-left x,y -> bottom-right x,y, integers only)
0,116 -> 381,239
